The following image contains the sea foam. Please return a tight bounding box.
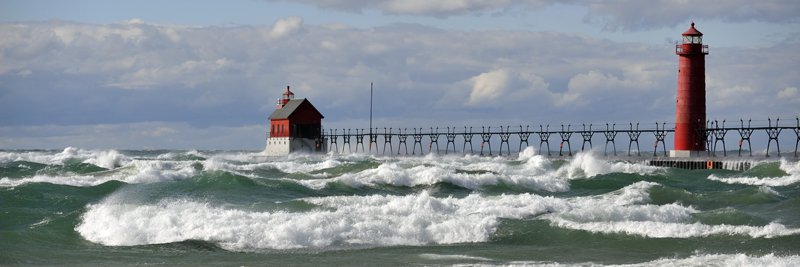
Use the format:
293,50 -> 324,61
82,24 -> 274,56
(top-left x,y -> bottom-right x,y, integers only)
542,181 -> 800,239
708,159 -> 800,186
0,162 -> 197,187
76,180 -> 800,251
294,150 -> 568,191
76,190 -> 571,250
290,148 -> 663,192
461,253 -> 800,267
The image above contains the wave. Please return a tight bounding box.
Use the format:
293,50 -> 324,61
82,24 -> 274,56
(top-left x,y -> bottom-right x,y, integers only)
634,253 -> 800,267
546,218 -> 800,239
0,159 -> 198,187
292,152 -> 568,192
0,147 -> 130,169
460,253 -> 800,266
707,159 -> 800,186
419,253 -> 492,261
542,181 -> 800,239
0,148 -> 283,187
290,148 -> 663,192
554,150 -> 663,179
203,156 -> 342,176
76,190 -> 571,250
155,150 -> 208,161
0,147 -> 666,191
76,179 -> 798,251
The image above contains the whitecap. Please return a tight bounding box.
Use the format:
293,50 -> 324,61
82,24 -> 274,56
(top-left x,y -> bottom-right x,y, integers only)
0,158 -> 198,187
554,150 -> 662,179
463,253 -> 800,266
708,159 -> 800,186
541,182 -> 800,239
419,253 -> 492,261
76,191 -> 571,250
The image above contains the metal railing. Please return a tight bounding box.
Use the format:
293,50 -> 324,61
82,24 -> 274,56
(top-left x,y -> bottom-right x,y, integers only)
319,117 -> 800,158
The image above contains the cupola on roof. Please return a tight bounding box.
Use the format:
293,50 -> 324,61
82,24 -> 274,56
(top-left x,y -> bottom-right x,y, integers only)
283,86 -> 294,95
682,22 -> 703,36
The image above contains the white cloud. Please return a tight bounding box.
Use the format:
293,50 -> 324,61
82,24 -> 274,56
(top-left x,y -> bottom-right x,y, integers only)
560,70 -> 658,108
464,68 -> 551,106
586,0 -> 800,31
269,16 -> 303,38
108,58 -> 234,89
0,122 -> 268,150
467,69 -> 512,105
264,0 -> 799,29
143,127 -> 177,137
777,87 -> 800,102
1,18 -> 798,148
16,70 -> 32,77
265,0 -> 520,16
378,0 -> 516,17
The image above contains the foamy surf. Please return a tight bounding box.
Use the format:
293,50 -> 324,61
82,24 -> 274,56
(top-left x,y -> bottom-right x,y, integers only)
0,159 -> 198,187
76,191 -> 571,250
76,179 -> 799,252
462,253 -> 800,266
290,148 -> 664,191
0,147 -> 131,168
708,159 -> 800,186
543,181 -> 800,239
2,148 -> 797,265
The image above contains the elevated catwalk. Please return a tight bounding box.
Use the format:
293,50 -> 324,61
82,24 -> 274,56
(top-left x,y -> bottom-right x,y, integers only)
317,119 -> 799,171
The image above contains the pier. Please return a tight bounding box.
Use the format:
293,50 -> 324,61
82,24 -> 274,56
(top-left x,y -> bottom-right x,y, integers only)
313,118 -> 800,171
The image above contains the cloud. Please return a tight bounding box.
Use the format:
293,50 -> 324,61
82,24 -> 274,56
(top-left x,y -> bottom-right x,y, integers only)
269,16 -> 304,38
466,69 -> 513,105
263,0 -> 799,30
0,18 -> 798,148
777,87 -> 799,102
581,0 -> 800,31
464,68 -> 551,106
378,0 -> 518,17
703,44 -> 800,119
0,122 -> 267,150
143,127 -> 178,137
264,0 -> 522,17
560,69 -> 658,108
108,58 -> 235,89
16,70 -> 32,77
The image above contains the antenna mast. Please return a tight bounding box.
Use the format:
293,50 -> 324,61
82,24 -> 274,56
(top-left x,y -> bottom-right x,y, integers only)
370,82 -> 373,137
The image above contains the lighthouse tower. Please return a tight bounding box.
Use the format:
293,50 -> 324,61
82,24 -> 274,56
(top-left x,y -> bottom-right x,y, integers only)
671,22 -> 709,157
265,86 -> 326,156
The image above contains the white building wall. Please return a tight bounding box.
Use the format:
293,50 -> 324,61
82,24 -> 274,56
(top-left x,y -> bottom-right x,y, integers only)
264,137 -> 327,156
264,137 -> 291,156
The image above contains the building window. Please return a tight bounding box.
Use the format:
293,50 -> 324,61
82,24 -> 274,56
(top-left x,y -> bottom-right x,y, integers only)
271,125 -> 274,134
684,36 -> 702,44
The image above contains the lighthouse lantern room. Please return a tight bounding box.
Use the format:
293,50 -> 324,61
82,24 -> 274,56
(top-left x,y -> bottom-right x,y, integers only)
265,86 -> 326,156
671,22 -> 709,157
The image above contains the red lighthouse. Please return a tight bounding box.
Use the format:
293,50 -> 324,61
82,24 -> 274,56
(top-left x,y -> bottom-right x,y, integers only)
265,86 -> 326,156
673,22 -> 709,157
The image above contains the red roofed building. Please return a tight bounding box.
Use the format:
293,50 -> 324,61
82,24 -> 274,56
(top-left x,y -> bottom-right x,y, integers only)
265,86 -> 326,156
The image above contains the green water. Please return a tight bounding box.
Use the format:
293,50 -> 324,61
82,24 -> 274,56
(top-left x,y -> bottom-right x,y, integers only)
1,148 -> 799,266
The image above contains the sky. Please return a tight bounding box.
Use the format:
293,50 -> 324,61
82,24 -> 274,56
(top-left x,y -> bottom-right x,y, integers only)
1,0 -> 799,150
